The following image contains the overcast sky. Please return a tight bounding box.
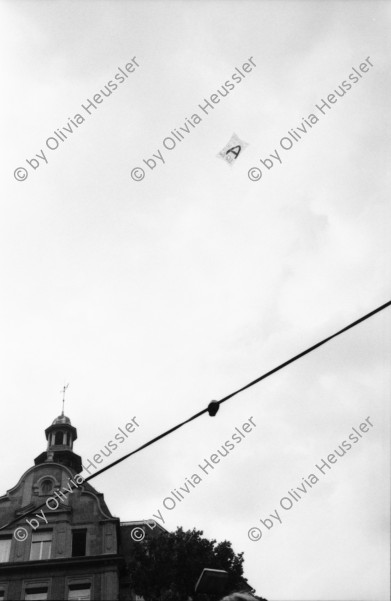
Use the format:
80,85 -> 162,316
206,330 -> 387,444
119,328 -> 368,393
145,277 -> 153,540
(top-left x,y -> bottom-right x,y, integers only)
0,1 -> 390,600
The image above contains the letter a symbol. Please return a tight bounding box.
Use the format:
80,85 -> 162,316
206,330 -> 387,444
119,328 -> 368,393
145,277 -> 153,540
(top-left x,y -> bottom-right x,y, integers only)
226,145 -> 241,159
217,133 -> 248,166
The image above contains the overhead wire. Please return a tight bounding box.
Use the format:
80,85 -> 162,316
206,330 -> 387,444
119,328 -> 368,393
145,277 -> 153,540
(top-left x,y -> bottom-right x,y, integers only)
1,299 -> 390,532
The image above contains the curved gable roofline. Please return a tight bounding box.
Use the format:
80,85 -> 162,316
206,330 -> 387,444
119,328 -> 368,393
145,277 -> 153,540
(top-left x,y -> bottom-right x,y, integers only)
0,465 -> 115,521
78,489 -> 114,520
0,462 -> 76,500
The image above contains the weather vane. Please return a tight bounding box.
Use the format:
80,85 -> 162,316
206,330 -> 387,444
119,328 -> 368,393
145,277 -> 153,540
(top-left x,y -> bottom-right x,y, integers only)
61,383 -> 69,416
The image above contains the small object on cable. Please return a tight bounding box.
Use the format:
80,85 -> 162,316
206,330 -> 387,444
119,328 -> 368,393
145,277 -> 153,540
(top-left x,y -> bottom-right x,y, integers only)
208,400 -> 220,417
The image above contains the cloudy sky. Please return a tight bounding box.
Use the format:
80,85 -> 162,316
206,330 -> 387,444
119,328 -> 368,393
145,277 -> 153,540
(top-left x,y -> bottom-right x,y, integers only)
0,1 -> 390,599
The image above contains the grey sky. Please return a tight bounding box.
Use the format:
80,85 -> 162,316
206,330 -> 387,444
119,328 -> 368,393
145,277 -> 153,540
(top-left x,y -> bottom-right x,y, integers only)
1,1 -> 390,599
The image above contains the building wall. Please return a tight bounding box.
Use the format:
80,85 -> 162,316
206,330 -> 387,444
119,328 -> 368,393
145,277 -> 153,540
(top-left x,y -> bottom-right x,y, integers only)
0,559 -> 119,600
0,461 -> 121,600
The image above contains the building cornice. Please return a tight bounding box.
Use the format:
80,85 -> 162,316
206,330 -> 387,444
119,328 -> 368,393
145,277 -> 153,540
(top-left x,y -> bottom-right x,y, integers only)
0,553 -> 123,574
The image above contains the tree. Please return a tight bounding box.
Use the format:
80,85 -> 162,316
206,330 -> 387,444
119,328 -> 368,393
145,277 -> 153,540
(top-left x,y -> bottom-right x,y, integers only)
128,526 -> 267,601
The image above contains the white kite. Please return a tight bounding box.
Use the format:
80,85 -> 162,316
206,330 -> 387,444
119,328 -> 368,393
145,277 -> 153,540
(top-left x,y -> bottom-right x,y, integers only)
217,132 -> 249,166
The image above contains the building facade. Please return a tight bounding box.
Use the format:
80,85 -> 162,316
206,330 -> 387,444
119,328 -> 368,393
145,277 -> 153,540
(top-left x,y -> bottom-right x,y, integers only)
0,413 -> 152,601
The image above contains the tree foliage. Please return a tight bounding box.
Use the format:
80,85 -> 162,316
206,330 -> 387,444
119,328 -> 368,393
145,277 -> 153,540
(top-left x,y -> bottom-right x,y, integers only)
128,526 -> 264,601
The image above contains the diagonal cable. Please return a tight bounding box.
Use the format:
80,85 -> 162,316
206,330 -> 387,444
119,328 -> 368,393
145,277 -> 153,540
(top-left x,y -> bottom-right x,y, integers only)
1,299 -> 390,532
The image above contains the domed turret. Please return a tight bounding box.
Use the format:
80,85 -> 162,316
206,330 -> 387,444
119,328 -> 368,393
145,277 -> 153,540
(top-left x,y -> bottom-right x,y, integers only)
34,412 -> 82,474
52,414 -> 71,425
46,413 -> 77,449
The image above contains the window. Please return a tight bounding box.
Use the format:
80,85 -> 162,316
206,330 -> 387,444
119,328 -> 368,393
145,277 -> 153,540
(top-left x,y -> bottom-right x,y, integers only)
0,589 -> 5,600
71,530 -> 86,557
54,431 -> 63,445
24,588 -> 48,600
68,584 -> 91,600
40,479 -> 53,495
0,538 -> 11,563
29,532 -> 52,560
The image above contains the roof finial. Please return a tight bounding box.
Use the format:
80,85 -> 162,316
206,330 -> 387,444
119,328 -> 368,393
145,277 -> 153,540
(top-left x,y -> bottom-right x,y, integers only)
61,383 -> 69,416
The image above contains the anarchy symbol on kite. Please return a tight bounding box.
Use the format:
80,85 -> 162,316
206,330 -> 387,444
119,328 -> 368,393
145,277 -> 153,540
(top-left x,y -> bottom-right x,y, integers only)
217,133 -> 249,166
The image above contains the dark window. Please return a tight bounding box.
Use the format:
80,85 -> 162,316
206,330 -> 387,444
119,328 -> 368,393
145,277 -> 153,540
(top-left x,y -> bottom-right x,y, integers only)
71,530 -> 87,557
68,583 -> 91,600
0,589 -> 5,600
41,479 -> 53,495
25,587 -> 48,600
55,432 -> 63,445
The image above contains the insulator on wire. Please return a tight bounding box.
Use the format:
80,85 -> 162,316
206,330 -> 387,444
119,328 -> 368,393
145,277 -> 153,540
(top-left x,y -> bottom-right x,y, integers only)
208,400 -> 220,417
